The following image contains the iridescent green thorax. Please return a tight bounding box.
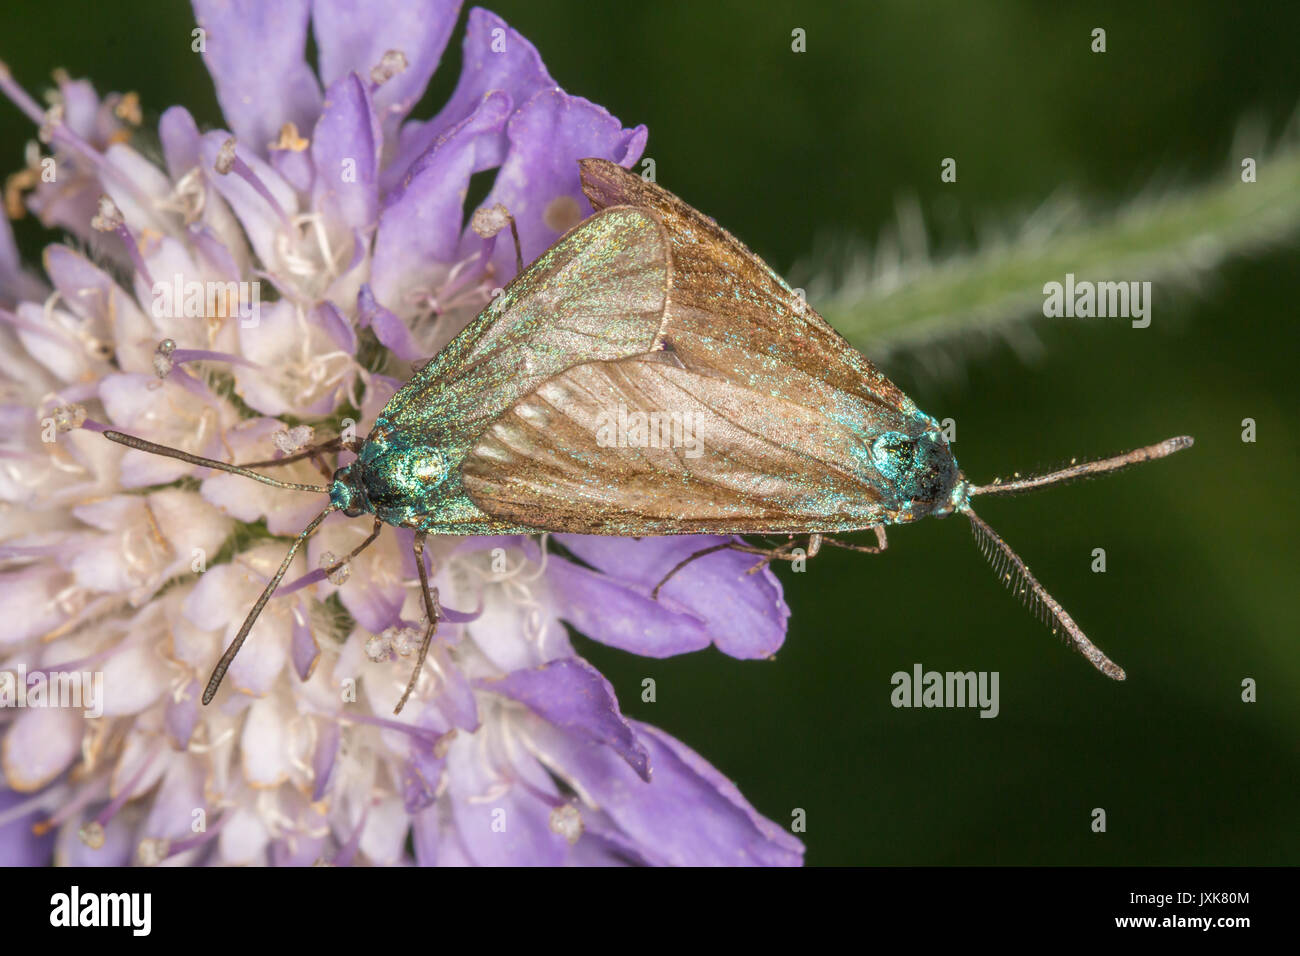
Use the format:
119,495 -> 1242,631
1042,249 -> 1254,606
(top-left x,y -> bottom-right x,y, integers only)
329,419 -> 526,533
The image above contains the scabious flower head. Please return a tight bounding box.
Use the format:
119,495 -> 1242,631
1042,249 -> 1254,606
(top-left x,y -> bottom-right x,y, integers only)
0,2 -> 800,866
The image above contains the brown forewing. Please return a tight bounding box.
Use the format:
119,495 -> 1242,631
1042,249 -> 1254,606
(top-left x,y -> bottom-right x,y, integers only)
577,158 -> 921,429
461,355 -> 889,534
459,161 -> 920,533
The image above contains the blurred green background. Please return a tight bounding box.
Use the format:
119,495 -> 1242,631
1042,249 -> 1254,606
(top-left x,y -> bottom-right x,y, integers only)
2,1 -> 1295,864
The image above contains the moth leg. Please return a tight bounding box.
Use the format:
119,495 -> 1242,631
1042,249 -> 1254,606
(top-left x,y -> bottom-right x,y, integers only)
649,534 -> 826,600
821,525 -> 888,555
504,210 -> 522,275
735,536 -> 824,575
650,542 -> 736,600
395,531 -> 441,715
322,517 -> 383,576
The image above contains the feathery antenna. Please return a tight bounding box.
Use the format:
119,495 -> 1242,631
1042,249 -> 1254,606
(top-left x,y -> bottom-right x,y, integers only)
962,505 -> 1125,680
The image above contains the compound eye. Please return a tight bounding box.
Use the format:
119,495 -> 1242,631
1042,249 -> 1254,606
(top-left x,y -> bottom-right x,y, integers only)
343,502 -> 364,518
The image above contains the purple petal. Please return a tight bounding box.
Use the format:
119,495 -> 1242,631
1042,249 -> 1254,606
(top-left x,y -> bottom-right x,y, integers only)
401,745 -> 445,813
193,0 -> 322,155
545,555 -> 713,658
0,786 -> 56,867
271,144 -> 314,193
531,717 -> 803,866
556,536 -> 790,659
200,132 -> 297,269
636,721 -> 804,857
480,657 -> 650,781
370,91 -> 510,312
312,0 -> 462,137
158,106 -> 203,180
466,88 -> 646,282
0,213 -> 46,307
356,283 -> 423,361
164,681 -> 202,748
311,73 -> 382,231
445,734 -> 567,866
58,77 -> 102,142
431,643 -> 478,732
313,300 -> 358,354
291,612 -> 321,681
382,8 -> 554,192
312,718 -> 341,801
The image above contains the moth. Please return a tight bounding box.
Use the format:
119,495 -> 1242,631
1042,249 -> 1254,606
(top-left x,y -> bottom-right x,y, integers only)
107,158 -> 1192,712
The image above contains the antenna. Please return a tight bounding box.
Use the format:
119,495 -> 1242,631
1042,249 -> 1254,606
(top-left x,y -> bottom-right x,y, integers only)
203,504 -> 336,704
962,505 -> 1125,680
970,436 -> 1192,498
103,430 -> 331,494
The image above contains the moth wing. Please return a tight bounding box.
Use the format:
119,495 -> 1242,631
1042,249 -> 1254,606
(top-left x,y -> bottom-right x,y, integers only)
579,158 -> 927,440
461,354 -> 888,534
376,206 -> 671,457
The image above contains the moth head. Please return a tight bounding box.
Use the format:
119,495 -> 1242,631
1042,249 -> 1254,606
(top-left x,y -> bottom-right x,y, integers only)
328,462 -> 369,518
869,428 -> 963,520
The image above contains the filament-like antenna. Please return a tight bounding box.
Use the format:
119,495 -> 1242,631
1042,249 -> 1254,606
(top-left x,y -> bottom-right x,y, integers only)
962,505 -> 1125,681
203,504 -> 335,704
104,430 -> 331,494
971,435 -> 1192,497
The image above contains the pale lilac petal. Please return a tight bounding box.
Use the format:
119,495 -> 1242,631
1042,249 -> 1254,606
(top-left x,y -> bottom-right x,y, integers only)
271,143 -> 314,193
412,806 -> 473,865
200,132 -> 299,269
311,73 -> 382,231
55,812 -> 134,867
357,283 -> 423,360
530,716 -> 803,866
0,786 -> 56,866
314,300 -> 357,353
370,91 -> 510,313
639,721 -> 804,854
0,215 -> 46,307
431,644 -> 478,732
165,681 -> 202,748
43,245 -> 155,375
359,796 -> 408,864
312,718 -> 341,801
446,732 -> 567,866
402,744 -> 444,813
193,0 -> 322,155
142,757 -> 206,841
467,88 -> 647,281
1,707 -> 82,792
481,658 -> 650,781
98,643 -> 171,716
240,695 -> 297,786
218,806 -> 271,864
384,8 -> 554,191
0,565 -> 70,647
312,0 -> 462,134
545,556 -> 712,657
159,106 -> 203,179
291,611 -> 320,681
271,812 -> 328,865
